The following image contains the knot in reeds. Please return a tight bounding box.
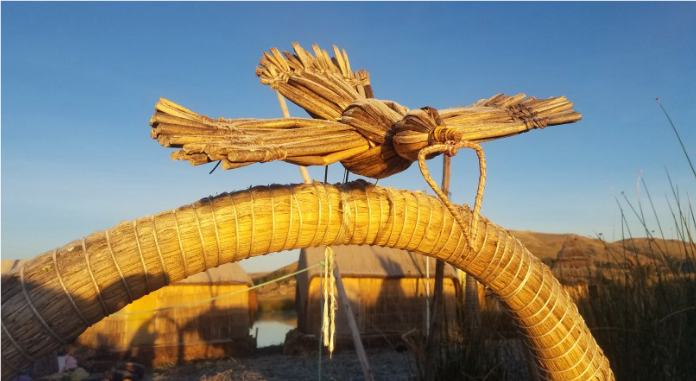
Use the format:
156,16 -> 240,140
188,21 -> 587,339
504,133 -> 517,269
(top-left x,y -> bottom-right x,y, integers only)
508,103 -> 548,129
338,101 -> 465,177
391,106 -> 464,162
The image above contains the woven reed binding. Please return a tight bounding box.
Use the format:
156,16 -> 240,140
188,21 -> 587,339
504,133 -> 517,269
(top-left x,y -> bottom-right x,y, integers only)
82,238 -> 109,315
205,196 -> 223,267
132,221 -> 151,293
20,265 -> 66,345
2,322 -> 34,362
1,182 -> 614,380
171,209 -> 189,277
150,215 -> 169,276
105,230 -> 134,302
190,202 -> 209,270
52,249 -> 89,326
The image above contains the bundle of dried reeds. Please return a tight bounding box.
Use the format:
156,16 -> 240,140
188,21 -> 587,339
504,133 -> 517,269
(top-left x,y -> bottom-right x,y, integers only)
1,182 -> 613,380
150,43 -> 581,179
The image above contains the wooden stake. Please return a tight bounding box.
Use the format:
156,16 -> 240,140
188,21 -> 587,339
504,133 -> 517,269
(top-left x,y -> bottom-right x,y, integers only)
333,264 -> 375,381
424,154 -> 450,380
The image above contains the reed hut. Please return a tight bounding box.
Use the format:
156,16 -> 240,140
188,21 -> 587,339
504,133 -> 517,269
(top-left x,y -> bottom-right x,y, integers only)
552,238 -> 595,301
552,238 -> 594,284
75,262 -> 256,366
296,245 -> 461,341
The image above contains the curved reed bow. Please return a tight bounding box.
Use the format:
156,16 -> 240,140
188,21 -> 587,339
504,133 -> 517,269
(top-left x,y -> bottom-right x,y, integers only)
2,182 -> 613,380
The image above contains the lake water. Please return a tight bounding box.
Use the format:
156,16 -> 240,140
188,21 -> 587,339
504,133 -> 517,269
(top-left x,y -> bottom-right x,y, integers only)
250,312 -> 297,348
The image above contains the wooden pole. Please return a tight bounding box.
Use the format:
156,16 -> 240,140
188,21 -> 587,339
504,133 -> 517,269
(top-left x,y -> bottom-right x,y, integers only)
276,91 -> 312,184
424,154 -> 451,380
333,264 -> 375,381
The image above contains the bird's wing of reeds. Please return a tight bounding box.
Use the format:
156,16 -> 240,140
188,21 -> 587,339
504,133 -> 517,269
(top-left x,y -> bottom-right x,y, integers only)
149,98 -> 371,169
256,42 -> 373,121
438,93 -> 583,143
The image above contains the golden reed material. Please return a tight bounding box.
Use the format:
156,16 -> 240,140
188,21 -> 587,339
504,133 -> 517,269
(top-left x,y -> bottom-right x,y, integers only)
2,182 -> 613,380
150,43 -> 581,179
2,43 -> 612,380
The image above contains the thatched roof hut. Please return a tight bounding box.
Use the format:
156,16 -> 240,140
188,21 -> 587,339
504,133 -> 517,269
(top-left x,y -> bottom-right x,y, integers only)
75,262 -> 256,366
552,238 -> 594,285
296,245 -> 461,340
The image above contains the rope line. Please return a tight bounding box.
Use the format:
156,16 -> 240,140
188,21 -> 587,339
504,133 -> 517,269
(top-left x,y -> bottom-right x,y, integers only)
495,248 -> 526,298
404,192 -> 421,250
480,232 -> 510,283
150,215 -> 169,277
82,238 -> 109,315
321,184 -> 333,245
105,230 -> 134,303
172,209 -> 189,277
395,190 -> 409,248
310,182 -> 323,247
499,249 -> 535,300
352,194 -> 363,245
292,193 -> 304,247
231,194 -> 241,261
415,195 -> 435,253
430,191 -> 449,254
2,322 -> 35,362
52,249 -> 89,326
19,265 -> 66,345
364,187 -> 373,244
191,202 -> 209,270
417,141 -> 486,253
248,190 -> 255,259
282,191 -> 294,251
206,196 -> 222,267
132,221 -> 151,293
321,247 -> 337,357
268,187 -> 276,255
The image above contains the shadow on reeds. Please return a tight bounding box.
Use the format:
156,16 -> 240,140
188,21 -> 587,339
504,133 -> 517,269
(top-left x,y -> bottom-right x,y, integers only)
1,269 -> 258,381
77,277 -> 256,368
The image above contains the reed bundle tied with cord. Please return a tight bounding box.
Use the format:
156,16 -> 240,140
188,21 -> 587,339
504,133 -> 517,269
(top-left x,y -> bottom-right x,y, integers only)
150,43 -> 581,179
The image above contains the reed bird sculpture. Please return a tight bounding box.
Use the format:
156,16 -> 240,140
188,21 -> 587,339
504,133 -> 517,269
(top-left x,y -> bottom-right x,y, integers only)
150,43 -> 582,239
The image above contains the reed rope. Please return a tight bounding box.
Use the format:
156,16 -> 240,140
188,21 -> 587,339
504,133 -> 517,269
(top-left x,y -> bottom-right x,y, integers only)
105,230 -> 134,303
172,209 -> 189,277
1,182 -> 614,380
321,246 -> 337,356
52,249 -> 89,326
417,141 -> 487,251
82,238 -> 108,316
19,265 -> 66,345
191,202 -> 209,269
132,221 -> 151,294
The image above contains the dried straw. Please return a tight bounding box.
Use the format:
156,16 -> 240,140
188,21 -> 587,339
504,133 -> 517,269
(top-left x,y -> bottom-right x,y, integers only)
1,181 -> 613,380
150,44 -> 582,179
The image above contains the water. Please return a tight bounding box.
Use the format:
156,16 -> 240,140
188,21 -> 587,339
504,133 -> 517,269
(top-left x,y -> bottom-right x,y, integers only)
250,312 -> 297,348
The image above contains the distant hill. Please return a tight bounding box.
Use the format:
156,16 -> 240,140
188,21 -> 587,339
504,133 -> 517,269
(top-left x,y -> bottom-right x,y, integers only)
510,230 -> 691,266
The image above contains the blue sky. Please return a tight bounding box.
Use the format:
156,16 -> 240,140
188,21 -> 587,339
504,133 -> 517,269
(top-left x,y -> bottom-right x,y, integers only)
3,2 -> 695,272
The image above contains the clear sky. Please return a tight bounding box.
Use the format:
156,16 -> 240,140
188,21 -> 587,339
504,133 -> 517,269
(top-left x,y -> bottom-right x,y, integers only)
2,2 -> 695,273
